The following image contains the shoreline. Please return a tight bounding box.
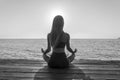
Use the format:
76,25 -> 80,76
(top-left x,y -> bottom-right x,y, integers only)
0,58 -> 120,62
0,58 -> 120,61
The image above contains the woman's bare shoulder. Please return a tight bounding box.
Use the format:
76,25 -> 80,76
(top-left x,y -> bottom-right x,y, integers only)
64,32 -> 70,39
47,33 -> 51,36
62,32 -> 70,42
47,33 -> 51,39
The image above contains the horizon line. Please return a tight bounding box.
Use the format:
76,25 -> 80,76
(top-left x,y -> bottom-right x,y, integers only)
0,38 -> 118,39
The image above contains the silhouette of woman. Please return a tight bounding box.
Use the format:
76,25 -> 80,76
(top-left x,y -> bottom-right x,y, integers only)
41,15 -> 77,68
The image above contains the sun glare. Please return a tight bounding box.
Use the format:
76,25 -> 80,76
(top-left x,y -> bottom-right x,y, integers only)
46,8 -> 68,25
50,9 -> 65,21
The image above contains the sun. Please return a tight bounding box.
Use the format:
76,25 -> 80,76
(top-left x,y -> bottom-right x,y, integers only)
50,9 -> 65,21
46,8 -> 68,24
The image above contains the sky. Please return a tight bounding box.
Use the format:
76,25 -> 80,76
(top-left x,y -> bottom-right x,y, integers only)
0,0 -> 120,39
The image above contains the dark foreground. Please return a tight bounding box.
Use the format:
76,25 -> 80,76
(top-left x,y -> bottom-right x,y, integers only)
0,59 -> 120,80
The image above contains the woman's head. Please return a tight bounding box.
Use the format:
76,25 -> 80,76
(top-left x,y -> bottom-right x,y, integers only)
51,15 -> 64,33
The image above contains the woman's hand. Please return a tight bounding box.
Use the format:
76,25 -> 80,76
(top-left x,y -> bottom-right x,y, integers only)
73,48 -> 77,54
41,48 -> 45,54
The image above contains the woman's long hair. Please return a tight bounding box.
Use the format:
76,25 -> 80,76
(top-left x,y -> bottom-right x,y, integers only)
50,15 -> 64,46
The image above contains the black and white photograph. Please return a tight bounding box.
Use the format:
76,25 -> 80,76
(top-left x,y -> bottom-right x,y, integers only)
0,0 -> 120,80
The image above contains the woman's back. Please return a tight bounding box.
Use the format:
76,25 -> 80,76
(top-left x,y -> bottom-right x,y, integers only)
49,32 -> 68,48
48,32 -> 70,68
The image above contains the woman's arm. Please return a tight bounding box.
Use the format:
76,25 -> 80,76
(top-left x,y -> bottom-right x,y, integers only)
66,33 -> 77,54
41,34 -> 51,54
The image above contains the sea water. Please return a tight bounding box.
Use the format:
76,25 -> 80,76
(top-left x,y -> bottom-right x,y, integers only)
0,39 -> 120,60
